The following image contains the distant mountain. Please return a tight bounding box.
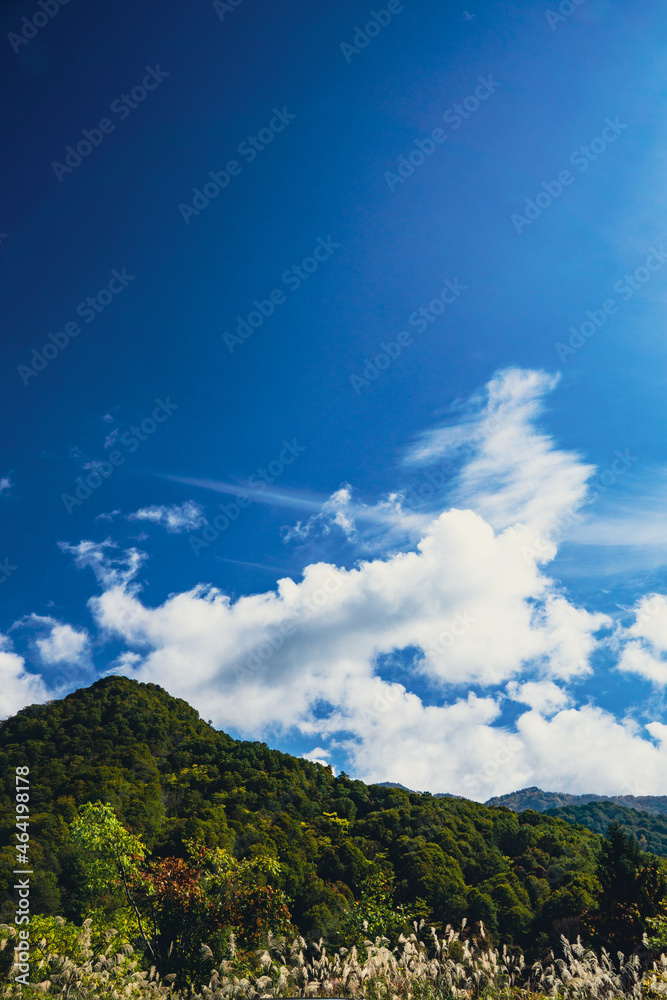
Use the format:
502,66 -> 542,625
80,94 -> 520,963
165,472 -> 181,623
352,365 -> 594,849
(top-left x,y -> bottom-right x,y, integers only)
376,781 -> 417,792
545,801 -> 667,858
375,782 -> 461,800
486,786 -> 667,819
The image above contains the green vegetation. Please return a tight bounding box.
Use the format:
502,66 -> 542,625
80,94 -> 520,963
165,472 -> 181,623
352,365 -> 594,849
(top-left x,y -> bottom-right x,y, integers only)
2,677 -> 667,993
547,802 -> 667,858
585,821 -> 667,955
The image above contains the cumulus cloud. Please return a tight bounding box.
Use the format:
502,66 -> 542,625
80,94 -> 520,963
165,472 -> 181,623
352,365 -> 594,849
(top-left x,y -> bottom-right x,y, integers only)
345,698 -> 667,800
302,747 -> 335,771
616,593 -> 667,684
505,679 -> 571,715
86,507 -> 607,732
0,475 -> 13,494
8,366 -> 666,798
513,706 -> 667,797
127,500 -> 206,533
36,622 -> 90,666
10,614 -> 91,676
0,635 -> 49,719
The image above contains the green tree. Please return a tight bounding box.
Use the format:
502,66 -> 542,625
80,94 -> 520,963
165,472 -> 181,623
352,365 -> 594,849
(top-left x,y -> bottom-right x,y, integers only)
588,821 -> 667,954
341,864 -> 406,950
68,801 -> 155,962
69,802 -> 293,988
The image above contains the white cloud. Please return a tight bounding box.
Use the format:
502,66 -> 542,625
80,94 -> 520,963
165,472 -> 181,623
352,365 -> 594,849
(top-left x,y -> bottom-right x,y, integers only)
17,366 -> 667,799
302,747 -> 335,770
96,510 -> 122,522
284,487 -> 358,542
406,368 -> 593,537
345,697 -> 667,799
282,487 -> 427,548
86,508 -> 606,724
36,622 -> 90,666
283,368 -> 598,559
0,475 -> 13,494
127,500 -> 206,533
10,614 -> 91,671
0,635 -> 49,719
512,706 -> 667,797
616,593 -> 667,683
58,539 -> 146,589
506,679 -> 571,715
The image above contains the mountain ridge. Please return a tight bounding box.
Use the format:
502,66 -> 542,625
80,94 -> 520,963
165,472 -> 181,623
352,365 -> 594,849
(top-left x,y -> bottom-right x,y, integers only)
1,676 -> 664,956
485,786 -> 667,818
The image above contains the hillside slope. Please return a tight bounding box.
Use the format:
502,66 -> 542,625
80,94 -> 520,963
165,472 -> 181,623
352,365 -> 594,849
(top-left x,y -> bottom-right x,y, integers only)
0,677 -> 632,951
546,802 -> 667,857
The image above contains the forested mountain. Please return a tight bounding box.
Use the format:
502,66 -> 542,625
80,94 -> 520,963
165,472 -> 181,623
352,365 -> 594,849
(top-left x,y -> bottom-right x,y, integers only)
545,802 -> 667,858
486,786 -> 667,817
0,677 -> 663,966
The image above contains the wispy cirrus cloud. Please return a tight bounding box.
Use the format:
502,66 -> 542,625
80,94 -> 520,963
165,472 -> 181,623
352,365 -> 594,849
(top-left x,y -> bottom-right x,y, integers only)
58,539 -> 147,590
406,368 -> 593,536
127,500 -> 206,533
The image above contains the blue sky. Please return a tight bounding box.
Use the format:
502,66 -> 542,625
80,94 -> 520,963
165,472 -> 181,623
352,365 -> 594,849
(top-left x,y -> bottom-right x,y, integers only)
3,0 -> 667,798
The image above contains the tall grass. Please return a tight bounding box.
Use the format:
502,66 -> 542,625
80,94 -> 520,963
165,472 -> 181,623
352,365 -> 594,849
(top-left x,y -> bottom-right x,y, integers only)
3,919 -> 667,999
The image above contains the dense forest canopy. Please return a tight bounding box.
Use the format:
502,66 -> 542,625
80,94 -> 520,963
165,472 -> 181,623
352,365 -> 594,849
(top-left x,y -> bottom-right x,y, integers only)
545,803 -> 667,859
